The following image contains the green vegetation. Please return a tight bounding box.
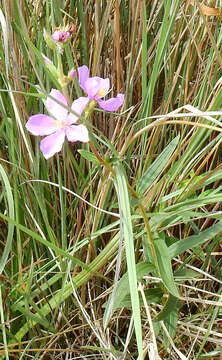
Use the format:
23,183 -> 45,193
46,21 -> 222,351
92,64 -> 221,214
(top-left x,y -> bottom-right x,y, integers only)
0,0 -> 222,359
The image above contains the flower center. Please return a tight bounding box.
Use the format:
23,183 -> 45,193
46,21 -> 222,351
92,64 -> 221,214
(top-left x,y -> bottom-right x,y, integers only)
53,120 -> 61,127
53,120 -> 67,128
98,88 -> 105,97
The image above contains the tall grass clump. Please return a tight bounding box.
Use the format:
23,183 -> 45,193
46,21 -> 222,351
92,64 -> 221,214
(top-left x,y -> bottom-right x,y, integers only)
0,0 -> 222,359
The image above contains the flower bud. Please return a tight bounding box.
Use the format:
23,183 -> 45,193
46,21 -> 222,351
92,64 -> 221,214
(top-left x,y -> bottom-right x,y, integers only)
43,29 -> 56,50
51,30 -> 71,43
51,23 -> 75,44
68,69 -> 77,80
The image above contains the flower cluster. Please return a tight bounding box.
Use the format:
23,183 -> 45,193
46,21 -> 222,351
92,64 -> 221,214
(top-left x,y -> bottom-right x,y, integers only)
26,64 -> 124,159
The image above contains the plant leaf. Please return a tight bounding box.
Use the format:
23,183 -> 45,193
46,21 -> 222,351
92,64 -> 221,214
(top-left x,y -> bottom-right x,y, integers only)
0,164 -> 15,274
155,295 -> 180,347
103,262 -> 155,323
137,135 -> 180,195
78,149 -> 100,164
114,164 -> 143,360
169,221 -> 222,258
154,236 -> 179,298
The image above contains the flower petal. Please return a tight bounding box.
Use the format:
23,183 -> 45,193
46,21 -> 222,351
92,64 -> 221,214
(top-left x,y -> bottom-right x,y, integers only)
98,94 -> 124,112
51,30 -> 70,42
51,30 -> 61,42
26,114 -> 59,136
66,125 -> 89,143
66,97 -> 89,125
46,89 -> 68,121
95,78 -> 110,99
78,65 -> 89,92
84,77 -> 109,99
40,130 -> 65,159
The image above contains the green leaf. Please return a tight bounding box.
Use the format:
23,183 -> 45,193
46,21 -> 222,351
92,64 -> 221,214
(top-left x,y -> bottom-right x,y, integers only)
174,267 -> 201,280
155,295 -> 180,347
14,304 -> 55,333
114,164 -> 143,360
169,221 -> 222,258
78,149 -> 100,164
199,350 -> 222,358
118,288 -> 163,308
0,164 -> 15,274
137,136 -> 180,195
154,237 -> 179,298
12,233 -> 120,343
155,295 -> 180,322
103,262 -> 155,322
14,23 -> 60,90
141,0 -> 181,119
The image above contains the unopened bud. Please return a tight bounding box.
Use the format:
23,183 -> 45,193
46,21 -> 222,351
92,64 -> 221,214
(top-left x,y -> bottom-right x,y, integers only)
43,29 -> 56,50
51,30 -> 71,43
68,69 -> 77,80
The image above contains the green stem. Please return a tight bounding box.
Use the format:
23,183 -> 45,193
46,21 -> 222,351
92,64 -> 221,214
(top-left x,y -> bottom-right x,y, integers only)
57,52 -> 70,105
138,204 -> 158,270
89,141 -> 115,175
127,184 -> 158,270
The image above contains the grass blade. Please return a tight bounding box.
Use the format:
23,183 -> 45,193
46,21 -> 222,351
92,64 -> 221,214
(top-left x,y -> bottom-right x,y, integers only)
0,164 -> 15,274
103,262 -> 155,326
0,286 -> 9,360
137,135 -> 180,194
114,164 -> 143,360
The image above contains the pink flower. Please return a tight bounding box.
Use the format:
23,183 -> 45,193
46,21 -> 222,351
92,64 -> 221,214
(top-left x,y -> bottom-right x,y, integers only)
51,30 -> 71,43
26,89 -> 89,159
77,65 -> 124,112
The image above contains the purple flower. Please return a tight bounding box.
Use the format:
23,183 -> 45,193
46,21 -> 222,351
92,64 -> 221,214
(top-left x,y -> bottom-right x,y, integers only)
26,89 -> 89,159
77,65 -> 124,112
51,30 -> 71,43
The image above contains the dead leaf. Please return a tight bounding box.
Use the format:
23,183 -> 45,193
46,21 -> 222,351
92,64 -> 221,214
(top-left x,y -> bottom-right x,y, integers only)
189,1 -> 222,21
